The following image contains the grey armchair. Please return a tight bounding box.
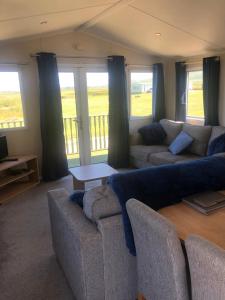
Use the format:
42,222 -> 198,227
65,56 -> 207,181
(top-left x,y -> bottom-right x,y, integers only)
185,235 -> 225,300
126,198 -> 189,300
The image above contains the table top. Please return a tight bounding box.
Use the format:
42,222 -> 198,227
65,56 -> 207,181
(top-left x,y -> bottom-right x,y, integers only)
69,163 -> 118,181
159,202 -> 225,250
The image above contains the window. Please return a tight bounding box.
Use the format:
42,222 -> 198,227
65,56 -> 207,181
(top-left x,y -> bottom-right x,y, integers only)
0,71 -> 25,129
130,72 -> 153,117
187,70 -> 204,119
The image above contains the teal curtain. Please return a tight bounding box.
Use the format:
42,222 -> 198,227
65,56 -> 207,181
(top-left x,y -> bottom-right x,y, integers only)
175,62 -> 187,121
107,56 -> 129,168
203,56 -> 220,126
37,52 -> 68,181
152,63 -> 166,122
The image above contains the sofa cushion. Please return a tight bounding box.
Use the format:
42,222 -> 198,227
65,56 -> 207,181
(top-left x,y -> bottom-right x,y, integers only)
209,126 -> 225,145
183,123 -> 212,156
130,145 -> 168,162
169,131 -> 194,155
138,123 -> 166,145
150,151 -> 200,165
83,185 -> 121,222
160,119 -> 183,145
208,133 -> 225,156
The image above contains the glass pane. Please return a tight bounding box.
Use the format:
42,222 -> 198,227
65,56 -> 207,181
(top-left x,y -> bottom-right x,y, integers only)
131,72 -> 153,117
187,71 -> 204,118
86,72 -> 109,164
0,72 -> 25,129
59,72 -> 80,167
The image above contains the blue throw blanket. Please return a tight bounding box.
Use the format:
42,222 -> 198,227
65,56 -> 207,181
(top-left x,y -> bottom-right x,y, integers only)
109,156 -> 225,256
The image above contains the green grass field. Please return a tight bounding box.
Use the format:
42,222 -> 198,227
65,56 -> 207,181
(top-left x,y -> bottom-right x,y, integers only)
0,88 -> 204,121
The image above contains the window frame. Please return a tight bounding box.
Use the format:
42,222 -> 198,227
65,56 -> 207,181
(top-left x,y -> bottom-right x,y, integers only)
0,65 -> 27,132
186,64 -> 204,125
127,66 -> 153,120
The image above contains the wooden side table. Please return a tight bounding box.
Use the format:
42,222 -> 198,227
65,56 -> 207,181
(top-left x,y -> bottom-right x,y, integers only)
0,155 -> 40,204
69,163 -> 118,190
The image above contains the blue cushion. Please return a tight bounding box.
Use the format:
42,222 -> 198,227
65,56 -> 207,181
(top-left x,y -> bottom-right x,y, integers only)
138,123 -> 166,145
208,133 -> 225,156
169,131 -> 193,155
70,190 -> 85,208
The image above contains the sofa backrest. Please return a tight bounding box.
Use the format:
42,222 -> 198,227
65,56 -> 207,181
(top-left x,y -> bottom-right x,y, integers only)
160,119 -> 183,145
209,126 -> 225,145
183,123 -> 212,156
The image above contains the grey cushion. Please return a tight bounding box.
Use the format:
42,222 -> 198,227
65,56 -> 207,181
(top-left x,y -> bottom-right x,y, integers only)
183,123 -> 212,156
185,235 -> 225,300
130,156 -> 153,168
209,126 -> 225,144
160,119 -> 183,145
83,185 -> 121,222
130,145 -> 168,162
150,151 -> 200,165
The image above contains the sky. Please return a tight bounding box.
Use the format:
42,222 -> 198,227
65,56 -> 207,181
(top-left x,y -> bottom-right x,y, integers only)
0,70 -> 201,92
0,71 -> 154,92
59,72 -> 109,88
0,72 -> 21,92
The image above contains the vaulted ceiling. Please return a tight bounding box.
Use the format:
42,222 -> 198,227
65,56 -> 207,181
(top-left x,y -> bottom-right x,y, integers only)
1,0 -> 225,57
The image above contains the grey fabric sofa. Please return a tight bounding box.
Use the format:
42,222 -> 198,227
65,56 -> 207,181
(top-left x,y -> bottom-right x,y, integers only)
130,119 -> 225,168
48,186 -> 137,300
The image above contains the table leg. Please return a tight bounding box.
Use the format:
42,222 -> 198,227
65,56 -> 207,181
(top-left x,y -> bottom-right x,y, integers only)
102,177 -> 108,185
73,177 -> 85,190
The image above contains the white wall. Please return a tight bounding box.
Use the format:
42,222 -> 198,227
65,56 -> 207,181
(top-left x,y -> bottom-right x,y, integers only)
0,31 -> 160,162
219,54 -> 225,126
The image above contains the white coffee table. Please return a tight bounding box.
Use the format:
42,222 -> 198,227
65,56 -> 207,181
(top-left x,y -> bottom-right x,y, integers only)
69,163 -> 118,190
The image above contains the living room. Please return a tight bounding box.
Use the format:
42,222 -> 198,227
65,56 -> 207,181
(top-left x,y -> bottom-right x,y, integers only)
1,1 -> 225,300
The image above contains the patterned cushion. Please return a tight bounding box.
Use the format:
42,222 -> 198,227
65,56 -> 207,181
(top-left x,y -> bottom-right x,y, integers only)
209,126 -> 225,144
138,123 -> 166,145
208,133 -> 225,156
83,185 -> 121,222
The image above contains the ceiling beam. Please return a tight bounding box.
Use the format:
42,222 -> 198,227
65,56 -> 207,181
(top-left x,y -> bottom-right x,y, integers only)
75,0 -> 136,31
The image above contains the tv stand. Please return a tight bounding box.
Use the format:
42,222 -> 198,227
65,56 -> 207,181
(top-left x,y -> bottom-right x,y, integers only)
0,155 -> 39,204
0,158 -> 18,163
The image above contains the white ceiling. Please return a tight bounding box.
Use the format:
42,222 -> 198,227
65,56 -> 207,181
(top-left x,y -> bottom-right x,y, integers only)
1,0 -> 225,57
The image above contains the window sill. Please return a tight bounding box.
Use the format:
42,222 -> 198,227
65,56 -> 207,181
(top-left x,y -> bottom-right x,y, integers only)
0,126 -> 27,132
186,117 -> 204,126
130,115 -> 152,121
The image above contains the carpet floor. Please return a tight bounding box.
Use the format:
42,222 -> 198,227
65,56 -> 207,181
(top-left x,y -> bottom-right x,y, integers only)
0,176 -> 76,300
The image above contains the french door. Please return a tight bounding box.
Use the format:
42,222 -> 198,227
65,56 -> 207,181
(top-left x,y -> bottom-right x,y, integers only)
59,65 -> 109,167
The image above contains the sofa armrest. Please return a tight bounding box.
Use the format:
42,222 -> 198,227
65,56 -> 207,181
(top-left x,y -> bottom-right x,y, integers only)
48,188 -> 105,300
213,152 -> 225,158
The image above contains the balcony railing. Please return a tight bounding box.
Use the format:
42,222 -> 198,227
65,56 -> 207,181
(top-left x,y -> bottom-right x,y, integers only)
63,115 -> 109,155
0,120 -> 24,129
0,116 -> 108,156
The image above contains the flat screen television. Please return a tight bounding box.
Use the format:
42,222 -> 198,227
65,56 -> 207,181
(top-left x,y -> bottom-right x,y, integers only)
0,136 -> 8,161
